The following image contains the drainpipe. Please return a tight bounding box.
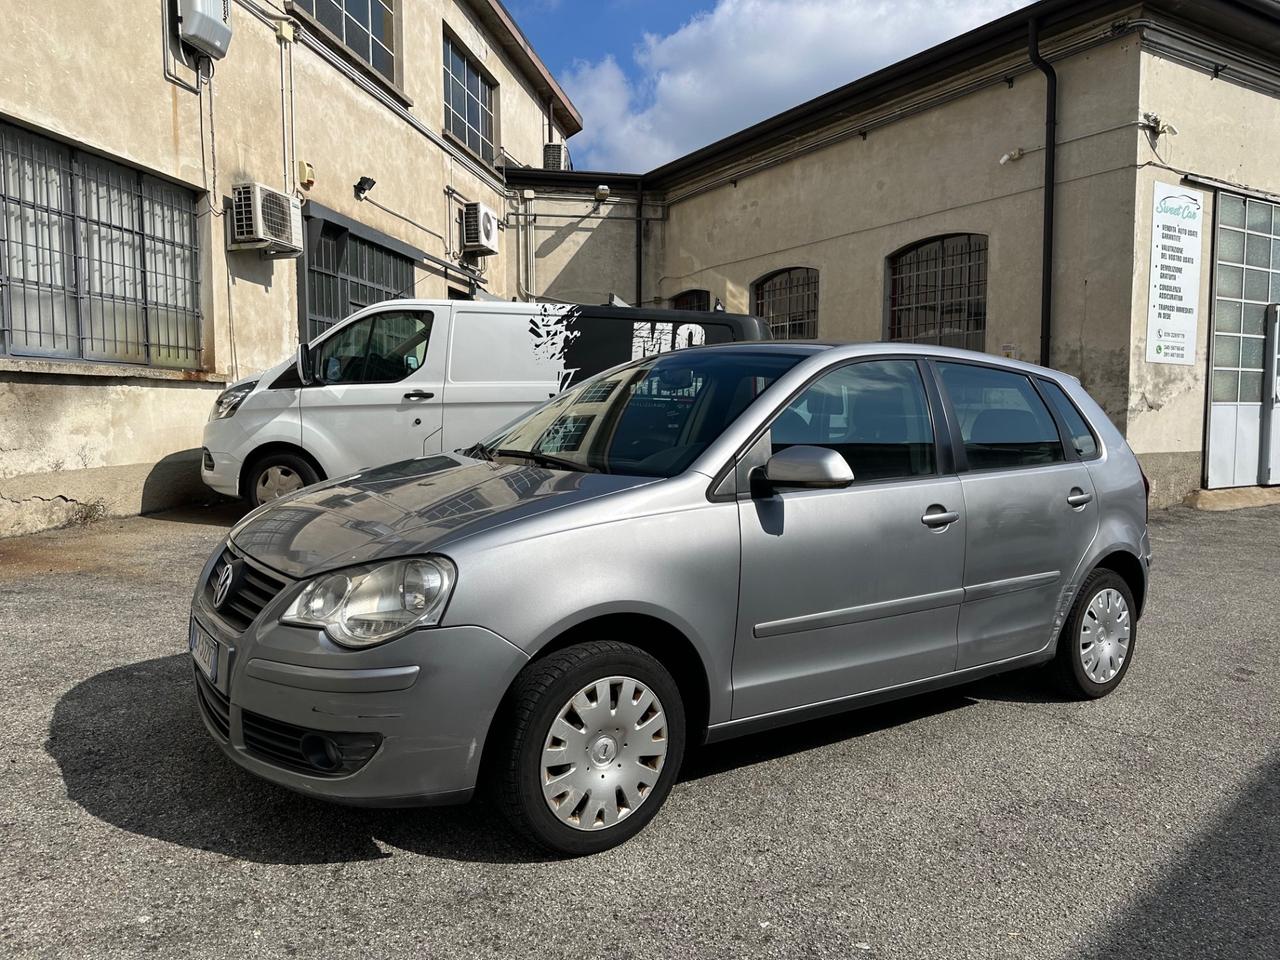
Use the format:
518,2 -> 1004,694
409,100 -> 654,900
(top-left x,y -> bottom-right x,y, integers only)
634,180 -> 645,306
1029,18 -> 1057,368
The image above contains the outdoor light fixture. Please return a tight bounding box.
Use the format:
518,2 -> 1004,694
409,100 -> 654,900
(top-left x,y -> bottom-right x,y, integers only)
354,176 -> 377,200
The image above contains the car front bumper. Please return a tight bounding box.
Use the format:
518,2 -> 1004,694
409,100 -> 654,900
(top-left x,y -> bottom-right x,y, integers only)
189,556 -> 529,806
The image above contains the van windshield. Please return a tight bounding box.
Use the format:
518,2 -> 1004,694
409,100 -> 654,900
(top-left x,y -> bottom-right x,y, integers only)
474,350 -> 803,478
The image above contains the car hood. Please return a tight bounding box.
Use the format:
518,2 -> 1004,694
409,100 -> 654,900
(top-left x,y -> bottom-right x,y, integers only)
228,455 -> 655,579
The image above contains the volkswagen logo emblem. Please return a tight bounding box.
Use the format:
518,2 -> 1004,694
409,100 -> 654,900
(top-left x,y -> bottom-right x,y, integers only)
213,561 -> 239,609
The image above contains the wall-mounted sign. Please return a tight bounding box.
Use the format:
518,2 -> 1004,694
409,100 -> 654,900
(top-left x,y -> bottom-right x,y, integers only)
1145,181 -> 1204,365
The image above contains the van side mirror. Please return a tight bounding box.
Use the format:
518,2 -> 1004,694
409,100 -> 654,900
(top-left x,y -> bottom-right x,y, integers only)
759,445 -> 854,491
295,342 -> 315,386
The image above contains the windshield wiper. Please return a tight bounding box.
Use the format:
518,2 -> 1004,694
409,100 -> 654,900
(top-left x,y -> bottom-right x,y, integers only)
459,442 -> 493,461
492,448 -> 596,473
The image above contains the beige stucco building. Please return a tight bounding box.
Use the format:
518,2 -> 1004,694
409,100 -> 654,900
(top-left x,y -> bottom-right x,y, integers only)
510,0 -> 1280,508
4,0 -> 1280,536
0,0 -> 578,534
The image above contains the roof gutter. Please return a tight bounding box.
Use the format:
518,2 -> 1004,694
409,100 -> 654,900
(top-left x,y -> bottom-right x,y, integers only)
1028,17 -> 1057,368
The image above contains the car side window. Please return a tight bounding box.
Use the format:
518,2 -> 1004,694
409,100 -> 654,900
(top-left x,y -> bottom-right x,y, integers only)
1038,379 -> 1100,459
936,362 -> 1065,470
771,359 -> 936,481
313,311 -> 432,386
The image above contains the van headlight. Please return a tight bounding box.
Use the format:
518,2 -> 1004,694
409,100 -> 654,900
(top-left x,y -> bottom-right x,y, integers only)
210,380 -> 258,421
281,558 -> 456,648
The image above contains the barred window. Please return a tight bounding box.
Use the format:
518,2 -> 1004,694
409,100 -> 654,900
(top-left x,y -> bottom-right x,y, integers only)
0,121 -> 201,368
444,36 -> 496,163
753,267 -> 818,339
887,234 -> 987,351
292,0 -> 398,85
671,289 -> 710,311
304,220 -> 415,340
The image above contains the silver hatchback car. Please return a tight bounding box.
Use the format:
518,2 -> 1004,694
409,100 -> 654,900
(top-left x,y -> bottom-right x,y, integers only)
189,342 -> 1151,855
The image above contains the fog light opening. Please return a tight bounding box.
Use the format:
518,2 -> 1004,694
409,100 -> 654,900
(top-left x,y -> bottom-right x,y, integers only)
299,733 -> 343,772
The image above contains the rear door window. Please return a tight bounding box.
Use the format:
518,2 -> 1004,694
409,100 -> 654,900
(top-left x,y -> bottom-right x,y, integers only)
1038,379 -> 1100,459
936,362 -> 1065,470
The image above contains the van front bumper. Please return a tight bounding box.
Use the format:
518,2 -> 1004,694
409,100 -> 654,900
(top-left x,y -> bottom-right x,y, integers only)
190,601 -> 529,806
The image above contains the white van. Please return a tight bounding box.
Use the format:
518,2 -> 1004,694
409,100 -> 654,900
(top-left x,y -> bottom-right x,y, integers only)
201,299 -> 771,505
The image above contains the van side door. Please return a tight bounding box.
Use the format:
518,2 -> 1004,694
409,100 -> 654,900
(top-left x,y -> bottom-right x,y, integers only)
932,360 -> 1100,668
299,307 -> 445,477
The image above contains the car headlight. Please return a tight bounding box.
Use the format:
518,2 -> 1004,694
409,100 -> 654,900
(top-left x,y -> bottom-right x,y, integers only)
209,381 -> 258,421
281,557 -> 456,648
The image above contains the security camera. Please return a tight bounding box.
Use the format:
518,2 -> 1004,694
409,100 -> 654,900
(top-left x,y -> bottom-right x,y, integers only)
594,184 -> 610,203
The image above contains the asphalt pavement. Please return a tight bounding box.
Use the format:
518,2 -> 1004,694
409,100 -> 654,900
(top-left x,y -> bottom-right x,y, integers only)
1,503 -> 1276,959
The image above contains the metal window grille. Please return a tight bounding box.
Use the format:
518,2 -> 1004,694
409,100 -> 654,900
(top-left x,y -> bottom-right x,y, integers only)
444,36 -> 496,163
753,267 -> 819,339
887,234 -> 987,351
292,0 -> 397,83
671,289 -> 710,311
304,221 -> 415,340
0,121 -> 201,368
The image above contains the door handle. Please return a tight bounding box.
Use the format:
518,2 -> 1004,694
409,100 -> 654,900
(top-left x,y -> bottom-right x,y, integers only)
1067,488 -> 1093,508
403,390 -> 435,401
921,506 -> 960,528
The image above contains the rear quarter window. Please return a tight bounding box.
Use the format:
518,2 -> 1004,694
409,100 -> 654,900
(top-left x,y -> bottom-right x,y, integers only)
1038,379 -> 1100,459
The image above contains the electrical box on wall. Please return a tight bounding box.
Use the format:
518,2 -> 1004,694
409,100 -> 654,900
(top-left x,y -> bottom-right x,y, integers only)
176,0 -> 233,60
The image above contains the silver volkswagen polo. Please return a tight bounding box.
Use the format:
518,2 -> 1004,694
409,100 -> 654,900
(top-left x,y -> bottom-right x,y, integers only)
189,342 -> 1150,855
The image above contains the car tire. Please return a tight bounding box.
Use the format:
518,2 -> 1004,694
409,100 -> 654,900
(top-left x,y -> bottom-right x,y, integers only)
244,452 -> 320,507
492,640 -> 686,856
1052,569 -> 1137,700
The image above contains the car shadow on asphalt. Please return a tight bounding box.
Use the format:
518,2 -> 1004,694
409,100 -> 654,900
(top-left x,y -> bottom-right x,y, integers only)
45,654 -> 557,866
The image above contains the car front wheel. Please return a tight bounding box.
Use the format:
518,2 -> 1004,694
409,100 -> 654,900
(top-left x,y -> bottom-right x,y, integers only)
245,453 -> 319,507
493,641 -> 685,856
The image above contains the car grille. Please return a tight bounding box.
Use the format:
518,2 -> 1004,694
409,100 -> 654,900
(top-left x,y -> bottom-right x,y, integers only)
242,709 -> 382,778
193,667 -> 231,740
206,547 -> 289,632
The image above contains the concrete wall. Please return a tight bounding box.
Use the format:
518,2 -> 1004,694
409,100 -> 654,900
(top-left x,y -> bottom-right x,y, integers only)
0,0 -> 564,534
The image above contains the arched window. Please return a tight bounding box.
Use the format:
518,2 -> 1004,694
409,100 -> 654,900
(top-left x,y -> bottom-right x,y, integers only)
671,289 -> 711,311
753,267 -> 819,339
886,234 -> 987,351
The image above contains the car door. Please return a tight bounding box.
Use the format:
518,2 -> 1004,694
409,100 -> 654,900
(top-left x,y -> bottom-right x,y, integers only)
932,360 -> 1100,669
732,358 -> 965,720
300,307 -> 445,477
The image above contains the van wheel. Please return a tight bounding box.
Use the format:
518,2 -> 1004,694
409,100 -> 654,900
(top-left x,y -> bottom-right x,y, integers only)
1052,569 -> 1137,699
245,453 -> 319,507
493,641 -> 685,856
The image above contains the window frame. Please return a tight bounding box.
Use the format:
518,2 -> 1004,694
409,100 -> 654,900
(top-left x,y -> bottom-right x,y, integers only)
442,31 -> 499,166
307,306 -> 434,387
671,289 -> 711,312
707,355 -> 956,501
0,120 -> 203,370
299,215 -> 417,342
287,0 -> 409,102
752,267 -> 819,340
884,234 -> 988,351
926,357 -> 1074,474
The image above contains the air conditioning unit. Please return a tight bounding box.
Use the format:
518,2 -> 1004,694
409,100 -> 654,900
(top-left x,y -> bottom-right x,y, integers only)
177,0 -> 233,60
462,201 -> 501,256
229,183 -> 303,257
543,143 -> 567,171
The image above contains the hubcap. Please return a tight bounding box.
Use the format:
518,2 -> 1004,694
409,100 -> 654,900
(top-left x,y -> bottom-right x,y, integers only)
255,465 -> 303,503
541,676 -> 668,831
1079,587 -> 1131,684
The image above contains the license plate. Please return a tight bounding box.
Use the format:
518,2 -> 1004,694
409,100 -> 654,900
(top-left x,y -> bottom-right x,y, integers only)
190,621 -> 219,684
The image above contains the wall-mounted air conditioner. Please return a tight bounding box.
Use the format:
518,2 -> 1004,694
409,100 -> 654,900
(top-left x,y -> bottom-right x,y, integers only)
177,0 -> 233,60
543,143 -> 567,171
229,183 -> 303,257
462,201 -> 501,256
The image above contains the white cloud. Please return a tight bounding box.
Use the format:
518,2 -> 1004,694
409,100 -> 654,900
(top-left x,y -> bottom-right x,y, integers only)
562,0 -> 1031,172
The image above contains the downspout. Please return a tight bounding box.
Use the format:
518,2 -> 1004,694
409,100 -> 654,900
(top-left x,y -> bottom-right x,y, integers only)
635,180 -> 645,306
1029,18 -> 1057,368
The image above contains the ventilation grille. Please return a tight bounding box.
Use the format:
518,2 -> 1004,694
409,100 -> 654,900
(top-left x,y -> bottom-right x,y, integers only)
543,142 -> 566,170
259,190 -> 295,244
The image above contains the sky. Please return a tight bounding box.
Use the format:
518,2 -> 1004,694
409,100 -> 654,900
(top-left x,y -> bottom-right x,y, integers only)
505,0 -> 1032,173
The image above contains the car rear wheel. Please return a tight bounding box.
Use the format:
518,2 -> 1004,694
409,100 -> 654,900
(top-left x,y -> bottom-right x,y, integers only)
492,641 -> 685,856
245,453 -> 319,507
1052,569 -> 1136,699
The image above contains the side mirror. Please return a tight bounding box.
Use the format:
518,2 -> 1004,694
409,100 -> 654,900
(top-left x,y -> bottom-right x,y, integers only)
295,341 -> 315,386
760,445 -> 854,491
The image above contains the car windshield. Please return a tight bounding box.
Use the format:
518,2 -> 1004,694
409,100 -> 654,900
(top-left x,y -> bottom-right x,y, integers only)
475,350 -> 804,478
